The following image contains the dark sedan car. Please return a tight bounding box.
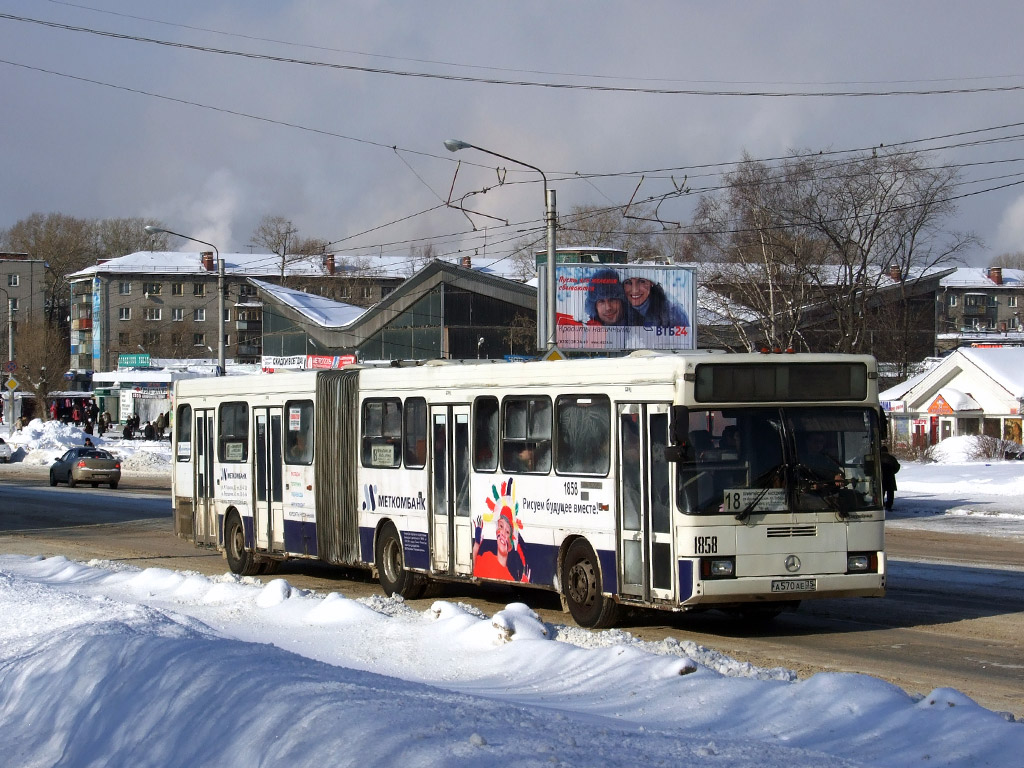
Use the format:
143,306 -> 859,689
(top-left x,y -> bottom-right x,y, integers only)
49,447 -> 121,489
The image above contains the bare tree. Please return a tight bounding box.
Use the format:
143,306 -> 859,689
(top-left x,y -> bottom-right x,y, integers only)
690,149 -> 974,359
250,215 -> 299,277
559,203 -> 667,262
13,319 -> 68,418
992,250 -> 1024,269
2,213 -> 95,324
98,217 -> 170,258
503,313 -> 537,356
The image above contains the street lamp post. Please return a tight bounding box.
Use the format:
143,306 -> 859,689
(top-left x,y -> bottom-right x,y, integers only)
0,288 -> 12,426
444,139 -> 557,351
145,226 -> 226,376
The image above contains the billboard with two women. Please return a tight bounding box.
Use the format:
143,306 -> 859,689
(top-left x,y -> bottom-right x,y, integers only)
555,265 -> 696,350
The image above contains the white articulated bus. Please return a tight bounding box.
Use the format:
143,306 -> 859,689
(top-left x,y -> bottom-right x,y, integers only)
171,351 -> 887,627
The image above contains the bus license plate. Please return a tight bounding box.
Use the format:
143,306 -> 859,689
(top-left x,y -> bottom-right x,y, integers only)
771,578 -> 816,593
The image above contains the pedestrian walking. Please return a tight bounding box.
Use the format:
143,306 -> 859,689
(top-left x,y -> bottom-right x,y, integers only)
880,443 -> 901,511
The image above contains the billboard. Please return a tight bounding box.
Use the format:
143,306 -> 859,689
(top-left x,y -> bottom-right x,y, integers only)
554,264 -> 696,351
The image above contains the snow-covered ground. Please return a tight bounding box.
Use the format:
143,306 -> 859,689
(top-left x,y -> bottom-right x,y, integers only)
1,422 -> 1023,767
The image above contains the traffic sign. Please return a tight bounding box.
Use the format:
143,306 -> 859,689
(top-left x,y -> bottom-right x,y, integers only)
5,377 -> 18,391
542,346 -> 566,362
4,361 -> 15,373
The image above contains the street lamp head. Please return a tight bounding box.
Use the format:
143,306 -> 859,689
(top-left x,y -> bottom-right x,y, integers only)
143,225 -> 164,235
444,139 -> 472,153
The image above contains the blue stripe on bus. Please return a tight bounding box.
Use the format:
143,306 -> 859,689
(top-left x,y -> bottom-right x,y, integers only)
678,559 -> 693,601
598,548 -> 618,594
283,519 -> 318,557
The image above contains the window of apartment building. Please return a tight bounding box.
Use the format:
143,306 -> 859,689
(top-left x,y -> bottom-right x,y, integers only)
7,274 -> 18,287
193,283 -> 206,297
193,333 -> 206,346
142,332 -> 161,346
224,308 -> 231,322
948,295 -> 958,307
987,318 -> 997,329
118,281 -> 132,295
1008,296 -> 1019,308
8,298 -> 18,311
381,286 -> 395,298
193,308 -> 205,322
360,285 -> 373,299
118,332 -> 130,345
143,282 -> 162,296
965,294 -> 983,307
989,295 -> 998,306
238,284 -> 257,298
144,307 -> 161,321
171,333 -> 182,347
238,309 -> 260,322
172,308 -> 184,322
341,285 -> 351,299
118,308 -> 131,321
171,283 -> 184,296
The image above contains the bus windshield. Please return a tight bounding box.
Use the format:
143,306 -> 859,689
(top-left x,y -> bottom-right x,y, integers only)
675,407 -> 881,516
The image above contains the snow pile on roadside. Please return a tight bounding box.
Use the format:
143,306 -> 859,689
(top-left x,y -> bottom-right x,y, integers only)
0,554 -> 1020,768
3,418 -> 171,472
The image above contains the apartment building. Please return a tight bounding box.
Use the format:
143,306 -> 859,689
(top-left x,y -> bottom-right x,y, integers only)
67,250 -> 404,373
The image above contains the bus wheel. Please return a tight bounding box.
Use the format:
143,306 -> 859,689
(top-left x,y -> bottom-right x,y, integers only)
225,512 -> 260,576
375,523 -> 426,600
562,539 -> 619,629
259,559 -> 281,576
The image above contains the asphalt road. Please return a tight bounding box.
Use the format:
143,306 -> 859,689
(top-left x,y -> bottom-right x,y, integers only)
2,465 -> 1022,719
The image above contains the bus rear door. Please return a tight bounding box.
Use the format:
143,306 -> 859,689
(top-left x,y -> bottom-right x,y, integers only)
253,406 -> 285,553
617,404 -> 675,603
194,408 -> 216,546
430,404 -> 473,576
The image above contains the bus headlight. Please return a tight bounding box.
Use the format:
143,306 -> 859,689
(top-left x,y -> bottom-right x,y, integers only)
700,557 -> 736,579
847,552 -> 877,573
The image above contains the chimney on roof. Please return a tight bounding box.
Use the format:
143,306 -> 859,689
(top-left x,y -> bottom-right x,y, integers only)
888,264 -> 902,281
323,253 -> 335,275
461,255 -> 472,269
201,252 -> 215,271
988,266 -> 1003,285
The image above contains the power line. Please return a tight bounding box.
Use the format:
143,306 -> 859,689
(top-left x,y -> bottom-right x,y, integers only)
41,0 -> 1024,90
6,12 -> 1024,98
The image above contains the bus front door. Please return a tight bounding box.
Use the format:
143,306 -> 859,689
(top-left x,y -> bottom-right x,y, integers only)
253,407 -> 285,553
618,404 -> 675,603
194,409 -> 216,546
429,405 -> 472,576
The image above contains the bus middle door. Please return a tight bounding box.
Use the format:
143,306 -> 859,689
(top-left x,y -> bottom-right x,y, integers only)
194,408 -> 216,546
253,406 -> 285,553
429,405 -> 472,576
618,404 -> 675,603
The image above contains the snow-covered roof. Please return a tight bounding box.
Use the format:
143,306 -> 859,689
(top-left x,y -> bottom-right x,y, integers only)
69,250 -> 522,281
882,346 -> 1024,414
939,267 -> 1024,289
936,387 -> 982,411
958,347 -> 1024,399
251,279 -> 367,328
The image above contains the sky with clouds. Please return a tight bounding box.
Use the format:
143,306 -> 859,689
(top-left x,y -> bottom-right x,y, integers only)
3,1 -> 1024,269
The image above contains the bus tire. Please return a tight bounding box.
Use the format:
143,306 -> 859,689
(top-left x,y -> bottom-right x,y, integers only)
225,511 -> 260,576
259,559 -> 281,576
562,538 -> 619,629
375,523 -> 426,600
